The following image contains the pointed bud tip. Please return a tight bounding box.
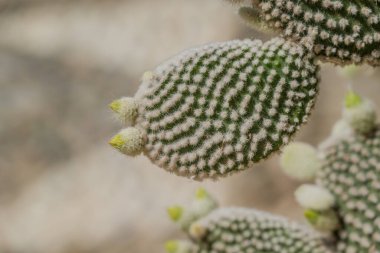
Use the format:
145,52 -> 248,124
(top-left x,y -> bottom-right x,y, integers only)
195,188 -> 208,200
167,206 -> 183,222
109,128 -> 145,156
345,91 -> 362,109
109,99 -> 122,113
108,97 -> 139,124
109,134 -> 125,151
304,209 -> 319,224
165,241 -> 178,253
304,209 -> 340,232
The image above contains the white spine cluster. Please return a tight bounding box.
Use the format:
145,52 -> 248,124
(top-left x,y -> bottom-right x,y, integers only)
135,38 -> 319,180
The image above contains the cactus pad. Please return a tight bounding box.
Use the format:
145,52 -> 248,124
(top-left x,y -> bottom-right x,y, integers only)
190,208 -> 332,253
236,0 -> 380,66
317,127 -> 380,252
111,38 -> 319,180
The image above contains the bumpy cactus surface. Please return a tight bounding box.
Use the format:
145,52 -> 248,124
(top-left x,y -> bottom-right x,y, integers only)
227,0 -> 380,66
110,38 -> 319,180
108,1 -> 380,251
317,128 -> 380,252
166,93 -> 380,253
281,92 -> 380,253
166,189 -> 331,253
192,208 -> 331,253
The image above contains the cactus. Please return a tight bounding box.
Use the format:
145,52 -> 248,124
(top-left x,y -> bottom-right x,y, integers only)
167,94 -> 380,252
227,0 -> 380,66
106,2 -> 380,251
166,189 -> 332,253
280,92 -> 380,252
110,37 -> 319,180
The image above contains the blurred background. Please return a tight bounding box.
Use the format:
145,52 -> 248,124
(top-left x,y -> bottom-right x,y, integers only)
0,0 -> 379,252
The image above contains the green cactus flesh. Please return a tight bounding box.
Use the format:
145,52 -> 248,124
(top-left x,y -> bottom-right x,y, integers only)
240,0 -> 380,66
133,38 -> 319,180
188,208 -> 331,253
317,127 -> 380,252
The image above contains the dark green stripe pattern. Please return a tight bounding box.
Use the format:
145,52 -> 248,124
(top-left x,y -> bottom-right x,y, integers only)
193,208 -> 331,253
136,38 -> 319,180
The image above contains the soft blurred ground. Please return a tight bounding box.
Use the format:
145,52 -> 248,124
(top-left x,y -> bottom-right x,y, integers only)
0,0 -> 379,253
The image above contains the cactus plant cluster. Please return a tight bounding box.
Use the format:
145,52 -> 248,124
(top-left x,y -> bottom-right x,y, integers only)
109,0 -> 379,179
281,92 -> 380,253
106,1 -> 380,252
166,189 -> 332,253
165,94 -> 379,253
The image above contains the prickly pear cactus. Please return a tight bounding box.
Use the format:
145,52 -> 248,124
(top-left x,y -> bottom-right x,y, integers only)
109,37 -> 319,180
280,92 -> 380,253
165,189 -> 332,253
317,128 -> 380,252
227,0 -> 380,66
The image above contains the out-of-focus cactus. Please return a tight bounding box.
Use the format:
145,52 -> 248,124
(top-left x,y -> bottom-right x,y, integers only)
280,92 -> 380,252
225,0 -> 380,66
167,188 -> 218,231
166,189 -> 332,253
109,38 -> 319,180
106,1 -> 380,251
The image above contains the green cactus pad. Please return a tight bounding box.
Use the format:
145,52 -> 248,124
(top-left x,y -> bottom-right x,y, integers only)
190,208 -> 331,253
238,0 -> 380,66
124,37 -> 319,180
317,127 -> 380,252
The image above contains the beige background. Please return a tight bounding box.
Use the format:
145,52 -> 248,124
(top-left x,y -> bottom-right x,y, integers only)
0,0 -> 379,252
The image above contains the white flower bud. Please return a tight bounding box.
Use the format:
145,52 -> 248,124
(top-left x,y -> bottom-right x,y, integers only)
189,222 -> 207,240
280,142 -> 321,181
109,97 -> 139,124
295,184 -> 335,211
109,127 -> 145,156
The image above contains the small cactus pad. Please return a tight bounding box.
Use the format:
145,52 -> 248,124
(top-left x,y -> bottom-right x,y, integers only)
236,0 -> 380,66
112,38 -> 319,180
317,127 -> 380,252
188,208 -> 331,253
